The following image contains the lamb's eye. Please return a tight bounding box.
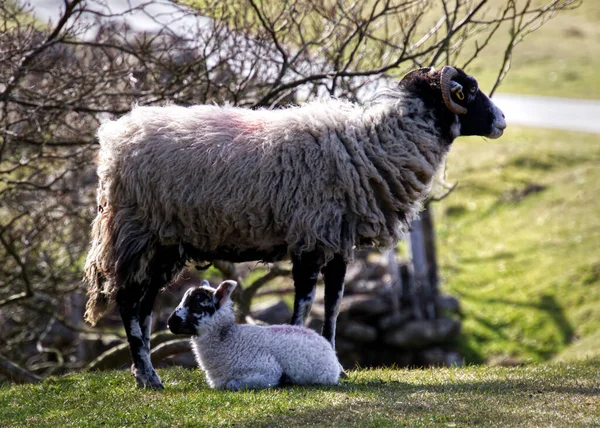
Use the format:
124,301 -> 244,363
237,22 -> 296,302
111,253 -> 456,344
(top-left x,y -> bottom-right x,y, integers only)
470,87 -> 477,93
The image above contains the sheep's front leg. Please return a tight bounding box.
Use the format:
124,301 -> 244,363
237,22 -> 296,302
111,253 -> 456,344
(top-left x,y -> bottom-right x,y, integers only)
117,286 -> 163,390
321,254 -> 346,348
290,251 -> 321,326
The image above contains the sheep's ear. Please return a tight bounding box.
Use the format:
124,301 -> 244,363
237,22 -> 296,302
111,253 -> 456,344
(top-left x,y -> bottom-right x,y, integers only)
201,279 -> 211,288
214,280 -> 237,307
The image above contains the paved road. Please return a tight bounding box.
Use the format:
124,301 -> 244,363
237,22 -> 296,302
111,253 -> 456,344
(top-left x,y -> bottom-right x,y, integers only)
493,94 -> 600,135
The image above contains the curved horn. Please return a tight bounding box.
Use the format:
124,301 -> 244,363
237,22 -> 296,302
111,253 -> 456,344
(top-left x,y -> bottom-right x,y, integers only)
441,66 -> 467,115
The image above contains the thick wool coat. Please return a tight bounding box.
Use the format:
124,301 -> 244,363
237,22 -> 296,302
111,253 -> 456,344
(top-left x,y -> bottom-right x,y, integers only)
84,95 -> 448,324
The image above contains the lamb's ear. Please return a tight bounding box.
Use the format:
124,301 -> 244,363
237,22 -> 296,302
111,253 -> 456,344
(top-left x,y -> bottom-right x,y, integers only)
201,279 -> 211,288
214,280 -> 237,307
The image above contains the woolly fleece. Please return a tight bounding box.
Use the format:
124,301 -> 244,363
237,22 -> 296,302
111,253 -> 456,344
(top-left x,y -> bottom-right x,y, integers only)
190,300 -> 340,389
84,95 -> 448,324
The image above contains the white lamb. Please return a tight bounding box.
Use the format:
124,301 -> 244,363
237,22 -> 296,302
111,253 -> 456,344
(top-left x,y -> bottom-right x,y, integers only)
167,280 -> 341,390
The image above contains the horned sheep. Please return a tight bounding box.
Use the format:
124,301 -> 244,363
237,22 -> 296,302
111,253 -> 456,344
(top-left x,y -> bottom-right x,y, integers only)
168,280 -> 340,390
83,66 -> 506,389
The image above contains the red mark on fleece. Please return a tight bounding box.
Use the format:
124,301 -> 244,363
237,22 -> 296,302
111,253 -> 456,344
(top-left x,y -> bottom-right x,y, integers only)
238,117 -> 265,133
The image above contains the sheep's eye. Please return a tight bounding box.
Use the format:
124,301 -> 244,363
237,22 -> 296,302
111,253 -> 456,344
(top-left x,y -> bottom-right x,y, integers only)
470,87 -> 477,93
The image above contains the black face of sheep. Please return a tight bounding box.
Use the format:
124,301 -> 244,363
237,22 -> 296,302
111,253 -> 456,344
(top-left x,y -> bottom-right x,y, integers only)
399,66 -> 506,142
83,65 -> 506,390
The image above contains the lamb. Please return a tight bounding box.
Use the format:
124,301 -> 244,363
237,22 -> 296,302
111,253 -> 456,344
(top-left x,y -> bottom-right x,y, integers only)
168,280 -> 340,390
83,65 -> 506,389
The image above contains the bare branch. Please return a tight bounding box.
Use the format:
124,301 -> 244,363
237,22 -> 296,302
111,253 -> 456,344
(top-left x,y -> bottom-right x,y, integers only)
0,353 -> 42,384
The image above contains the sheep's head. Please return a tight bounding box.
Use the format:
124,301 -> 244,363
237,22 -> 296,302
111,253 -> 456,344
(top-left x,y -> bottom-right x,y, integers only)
400,66 -> 506,141
167,280 -> 237,336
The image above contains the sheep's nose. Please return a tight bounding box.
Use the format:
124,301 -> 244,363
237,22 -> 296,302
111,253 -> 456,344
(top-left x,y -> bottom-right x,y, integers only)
167,314 -> 182,333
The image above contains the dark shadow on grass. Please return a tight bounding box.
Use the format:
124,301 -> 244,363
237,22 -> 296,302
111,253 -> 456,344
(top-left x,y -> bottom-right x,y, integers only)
460,292 -> 575,354
241,376 -> 600,426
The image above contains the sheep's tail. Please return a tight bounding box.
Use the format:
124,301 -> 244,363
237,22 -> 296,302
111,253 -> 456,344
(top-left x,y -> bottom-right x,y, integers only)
83,202 -> 118,326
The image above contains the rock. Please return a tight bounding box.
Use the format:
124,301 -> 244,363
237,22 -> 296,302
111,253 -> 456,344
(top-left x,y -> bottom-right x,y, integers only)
445,351 -> 463,367
417,347 -> 463,367
384,317 -> 461,348
308,303 -> 324,318
435,295 -> 460,313
363,347 -> 414,368
349,279 -> 384,294
340,295 -> 391,316
365,262 -> 389,280
377,312 -> 412,330
251,299 -> 292,325
338,320 -> 378,343
335,338 -> 358,354
305,316 -> 323,333
344,260 -> 366,284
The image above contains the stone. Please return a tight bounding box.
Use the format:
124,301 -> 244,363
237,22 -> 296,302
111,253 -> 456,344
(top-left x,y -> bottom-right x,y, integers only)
383,317 -> 461,348
377,312 -> 412,330
334,338 -> 358,354
340,295 -> 391,316
305,316 -> 323,334
363,347 -> 414,368
344,260 -> 366,284
362,260 -> 390,280
417,347 -> 464,367
251,299 -> 292,325
338,320 -> 378,343
435,295 -> 460,313
350,279 -> 384,294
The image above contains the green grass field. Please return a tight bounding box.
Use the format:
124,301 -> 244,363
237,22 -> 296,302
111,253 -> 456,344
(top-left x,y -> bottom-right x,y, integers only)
464,0 -> 600,99
1,2 -> 598,426
436,127 -> 600,364
1,363 -> 598,427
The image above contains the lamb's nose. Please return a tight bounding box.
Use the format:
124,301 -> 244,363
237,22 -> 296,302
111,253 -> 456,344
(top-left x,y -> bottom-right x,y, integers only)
167,314 -> 182,333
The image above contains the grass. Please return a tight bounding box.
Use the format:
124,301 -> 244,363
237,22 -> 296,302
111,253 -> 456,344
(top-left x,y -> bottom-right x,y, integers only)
435,126 -> 600,364
460,0 -> 600,99
1,363 -> 598,427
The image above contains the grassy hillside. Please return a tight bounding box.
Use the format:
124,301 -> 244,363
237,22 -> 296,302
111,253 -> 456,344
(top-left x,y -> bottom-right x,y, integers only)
466,0 -> 600,99
1,364 -> 598,426
436,127 -> 600,364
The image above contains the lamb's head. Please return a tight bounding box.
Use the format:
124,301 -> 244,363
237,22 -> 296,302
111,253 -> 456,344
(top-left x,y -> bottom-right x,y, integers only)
167,280 -> 237,336
399,66 -> 506,141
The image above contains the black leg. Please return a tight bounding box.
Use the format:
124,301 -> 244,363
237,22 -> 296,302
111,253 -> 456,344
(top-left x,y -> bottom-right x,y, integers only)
138,283 -> 163,388
321,254 -> 346,348
117,284 -> 163,390
139,284 -> 161,350
290,251 -> 322,326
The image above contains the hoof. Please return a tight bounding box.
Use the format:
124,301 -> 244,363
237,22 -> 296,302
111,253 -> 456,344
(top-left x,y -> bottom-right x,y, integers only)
136,374 -> 164,390
132,365 -> 164,390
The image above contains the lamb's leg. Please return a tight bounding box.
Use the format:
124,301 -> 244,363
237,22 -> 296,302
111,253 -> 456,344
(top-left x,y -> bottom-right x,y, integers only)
321,254 -> 346,348
116,285 -> 163,390
290,251 -> 321,326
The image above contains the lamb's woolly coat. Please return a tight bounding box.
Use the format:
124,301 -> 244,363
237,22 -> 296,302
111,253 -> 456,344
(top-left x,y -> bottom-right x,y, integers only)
190,301 -> 340,389
85,95 -> 448,324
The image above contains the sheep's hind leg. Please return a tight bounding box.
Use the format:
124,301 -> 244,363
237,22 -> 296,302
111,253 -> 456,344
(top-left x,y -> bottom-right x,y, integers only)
321,254 -> 346,348
117,285 -> 163,390
290,251 -> 321,326
321,254 -> 348,378
136,281 -> 164,389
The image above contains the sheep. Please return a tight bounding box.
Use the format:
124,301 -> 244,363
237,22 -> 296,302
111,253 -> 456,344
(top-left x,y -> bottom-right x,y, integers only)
167,280 -> 340,390
83,65 -> 506,389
